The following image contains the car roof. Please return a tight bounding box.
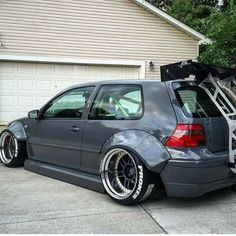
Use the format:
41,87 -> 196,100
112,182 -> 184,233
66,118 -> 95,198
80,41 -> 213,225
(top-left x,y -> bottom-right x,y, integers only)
66,79 -> 162,90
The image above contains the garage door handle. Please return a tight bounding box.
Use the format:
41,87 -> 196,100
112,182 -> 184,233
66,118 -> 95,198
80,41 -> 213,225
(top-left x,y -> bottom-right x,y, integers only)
70,126 -> 80,132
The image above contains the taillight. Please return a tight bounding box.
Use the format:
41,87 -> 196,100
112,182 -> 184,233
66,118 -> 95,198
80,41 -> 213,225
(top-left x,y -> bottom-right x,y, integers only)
166,124 -> 206,148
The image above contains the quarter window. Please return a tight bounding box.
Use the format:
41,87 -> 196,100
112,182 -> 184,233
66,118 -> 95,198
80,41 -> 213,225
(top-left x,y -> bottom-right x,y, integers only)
89,85 -> 143,120
43,87 -> 94,119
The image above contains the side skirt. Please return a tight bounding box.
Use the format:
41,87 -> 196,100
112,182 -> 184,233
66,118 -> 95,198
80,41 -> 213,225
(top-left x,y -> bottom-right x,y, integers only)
24,159 -> 105,193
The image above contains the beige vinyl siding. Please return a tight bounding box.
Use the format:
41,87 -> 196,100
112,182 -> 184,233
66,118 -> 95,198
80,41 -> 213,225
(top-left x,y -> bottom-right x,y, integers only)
0,0 -> 199,79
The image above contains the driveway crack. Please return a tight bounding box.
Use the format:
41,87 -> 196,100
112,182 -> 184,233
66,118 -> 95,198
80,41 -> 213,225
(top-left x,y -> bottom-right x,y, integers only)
140,203 -> 168,234
0,209 -> 145,226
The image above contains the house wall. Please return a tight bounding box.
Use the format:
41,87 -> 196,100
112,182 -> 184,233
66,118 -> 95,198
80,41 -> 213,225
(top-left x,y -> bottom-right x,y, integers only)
0,0 -> 199,79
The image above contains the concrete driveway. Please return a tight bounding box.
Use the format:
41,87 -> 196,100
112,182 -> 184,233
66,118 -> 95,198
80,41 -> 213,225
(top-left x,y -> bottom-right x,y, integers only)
0,163 -> 236,234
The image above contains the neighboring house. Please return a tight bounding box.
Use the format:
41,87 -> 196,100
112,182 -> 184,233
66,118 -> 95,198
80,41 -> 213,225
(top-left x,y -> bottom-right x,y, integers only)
0,0 -> 206,125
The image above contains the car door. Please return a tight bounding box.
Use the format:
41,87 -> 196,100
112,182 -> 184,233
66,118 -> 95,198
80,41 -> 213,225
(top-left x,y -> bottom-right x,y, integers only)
27,86 -> 95,170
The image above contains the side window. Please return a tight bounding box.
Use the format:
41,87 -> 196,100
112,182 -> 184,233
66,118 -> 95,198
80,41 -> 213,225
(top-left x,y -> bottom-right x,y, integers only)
89,85 -> 143,120
43,86 -> 94,119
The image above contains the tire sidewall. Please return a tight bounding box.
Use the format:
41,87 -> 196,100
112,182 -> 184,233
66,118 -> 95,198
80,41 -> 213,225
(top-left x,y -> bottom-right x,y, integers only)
101,148 -> 152,205
0,130 -> 22,167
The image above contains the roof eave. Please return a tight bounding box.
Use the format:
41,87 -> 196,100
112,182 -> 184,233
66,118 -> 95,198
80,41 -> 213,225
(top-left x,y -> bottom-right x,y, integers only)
132,0 -> 209,42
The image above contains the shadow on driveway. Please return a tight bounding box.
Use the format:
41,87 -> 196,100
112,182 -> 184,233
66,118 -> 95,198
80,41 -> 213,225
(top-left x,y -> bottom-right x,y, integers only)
142,185 -> 236,233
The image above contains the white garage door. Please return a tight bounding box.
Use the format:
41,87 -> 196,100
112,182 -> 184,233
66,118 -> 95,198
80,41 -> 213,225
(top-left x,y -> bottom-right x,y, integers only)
0,62 -> 140,125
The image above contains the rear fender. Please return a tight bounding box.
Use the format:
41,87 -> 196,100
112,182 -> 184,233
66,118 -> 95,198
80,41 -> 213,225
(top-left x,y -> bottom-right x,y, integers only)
2,121 -> 27,141
101,130 -> 171,173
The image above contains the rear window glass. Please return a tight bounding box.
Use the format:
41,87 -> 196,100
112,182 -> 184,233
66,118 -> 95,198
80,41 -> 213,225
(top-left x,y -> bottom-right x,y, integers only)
173,83 -> 222,118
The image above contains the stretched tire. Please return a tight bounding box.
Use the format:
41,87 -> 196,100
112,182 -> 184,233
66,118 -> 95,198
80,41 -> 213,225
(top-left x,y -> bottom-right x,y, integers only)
0,130 -> 26,167
100,148 -> 158,205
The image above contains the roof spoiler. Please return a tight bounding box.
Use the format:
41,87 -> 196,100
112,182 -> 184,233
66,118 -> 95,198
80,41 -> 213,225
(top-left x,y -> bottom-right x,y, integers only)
160,60 -> 236,84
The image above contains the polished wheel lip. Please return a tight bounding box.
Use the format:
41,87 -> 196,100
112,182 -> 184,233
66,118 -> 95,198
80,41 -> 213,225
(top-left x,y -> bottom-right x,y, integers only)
101,148 -> 138,200
0,132 -> 18,164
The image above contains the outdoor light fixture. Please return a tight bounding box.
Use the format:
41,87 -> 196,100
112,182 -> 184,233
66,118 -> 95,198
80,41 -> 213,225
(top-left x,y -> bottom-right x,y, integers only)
149,61 -> 154,70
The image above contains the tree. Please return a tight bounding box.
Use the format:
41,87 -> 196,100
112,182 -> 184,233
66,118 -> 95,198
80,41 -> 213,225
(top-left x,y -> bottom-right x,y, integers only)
146,0 -> 236,68
166,0 -> 218,34
146,0 -> 220,34
145,0 -> 172,10
198,2 -> 236,68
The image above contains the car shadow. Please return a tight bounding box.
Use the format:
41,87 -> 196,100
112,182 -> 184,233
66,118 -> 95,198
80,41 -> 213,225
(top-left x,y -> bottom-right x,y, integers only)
143,185 -> 236,209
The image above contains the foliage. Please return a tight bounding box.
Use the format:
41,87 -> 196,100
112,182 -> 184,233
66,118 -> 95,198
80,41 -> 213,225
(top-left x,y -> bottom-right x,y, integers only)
146,0 -> 218,34
167,0 -> 218,34
146,0 -> 236,68
198,2 -> 236,68
145,0 -> 172,10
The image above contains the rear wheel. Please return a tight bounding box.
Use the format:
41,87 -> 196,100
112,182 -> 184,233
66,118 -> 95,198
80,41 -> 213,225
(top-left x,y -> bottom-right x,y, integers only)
0,131 -> 26,167
100,148 -> 158,205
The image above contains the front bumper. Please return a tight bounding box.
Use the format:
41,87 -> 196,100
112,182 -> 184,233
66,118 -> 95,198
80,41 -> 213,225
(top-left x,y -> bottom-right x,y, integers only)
161,154 -> 236,198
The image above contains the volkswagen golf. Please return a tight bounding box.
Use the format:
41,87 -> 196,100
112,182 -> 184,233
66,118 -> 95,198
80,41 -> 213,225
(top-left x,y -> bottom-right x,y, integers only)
1,60 -> 235,205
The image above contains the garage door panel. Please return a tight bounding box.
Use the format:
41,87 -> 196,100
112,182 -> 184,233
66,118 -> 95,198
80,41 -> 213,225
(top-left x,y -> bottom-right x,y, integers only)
104,67 -> 122,78
18,63 -> 34,74
18,80 -> 35,90
17,112 -> 29,118
0,112 -> 15,124
123,67 -> 140,79
0,95 -> 15,106
37,80 -> 52,92
89,66 -> 104,77
36,64 -> 53,75
72,65 -> 90,76
0,62 -> 140,124
55,65 -> 72,76
0,62 -> 15,73
17,74 -> 37,80
36,96 -> 52,107
53,81 -> 71,93
18,96 -> 35,107
0,79 -> 16,90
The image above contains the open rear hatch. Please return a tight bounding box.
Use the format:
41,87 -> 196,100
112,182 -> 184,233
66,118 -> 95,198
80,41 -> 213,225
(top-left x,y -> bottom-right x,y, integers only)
161,60 -> 236,173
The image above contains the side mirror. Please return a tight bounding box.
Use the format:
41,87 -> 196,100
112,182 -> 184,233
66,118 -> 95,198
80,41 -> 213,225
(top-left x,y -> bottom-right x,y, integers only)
28,110 -> 40,119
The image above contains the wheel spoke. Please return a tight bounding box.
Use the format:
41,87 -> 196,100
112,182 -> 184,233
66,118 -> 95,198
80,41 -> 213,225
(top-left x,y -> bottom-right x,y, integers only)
0,132 -> 17,164
108,167 -> 115,174
120,158 -> 126,167
124,179 -> 127,188
111,176 -> 117,188
127,180 -> 131,190
4,147 -> 11,159
102,149 -> 138,200
117,174 -> 124,178
8,137 -> 13,149
127,157 -> 132,165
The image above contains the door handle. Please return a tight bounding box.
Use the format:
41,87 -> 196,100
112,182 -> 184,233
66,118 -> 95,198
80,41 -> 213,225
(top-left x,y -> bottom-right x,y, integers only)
70,126 -> 80,132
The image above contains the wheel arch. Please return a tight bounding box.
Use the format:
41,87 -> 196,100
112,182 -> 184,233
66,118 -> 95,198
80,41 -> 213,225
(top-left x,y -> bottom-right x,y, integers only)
2,121 -> 27,141
100,130 -> 171,173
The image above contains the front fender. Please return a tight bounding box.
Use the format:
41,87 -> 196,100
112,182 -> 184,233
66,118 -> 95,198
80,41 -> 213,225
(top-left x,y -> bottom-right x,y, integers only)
101,130 -> 171,173
2,121 -> 27,141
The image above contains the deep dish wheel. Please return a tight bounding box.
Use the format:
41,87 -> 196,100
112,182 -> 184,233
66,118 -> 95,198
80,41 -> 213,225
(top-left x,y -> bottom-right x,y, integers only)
0,130 -> 26,167
100,148 -> 158,205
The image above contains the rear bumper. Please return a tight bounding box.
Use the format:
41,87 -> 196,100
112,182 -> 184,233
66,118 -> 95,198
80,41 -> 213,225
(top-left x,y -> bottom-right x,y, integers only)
161,156 -> 236,197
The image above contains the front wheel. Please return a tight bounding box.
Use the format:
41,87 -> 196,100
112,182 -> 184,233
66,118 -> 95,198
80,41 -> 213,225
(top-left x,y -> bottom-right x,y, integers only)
0,131 -> 26,167
100,148 -> 158,205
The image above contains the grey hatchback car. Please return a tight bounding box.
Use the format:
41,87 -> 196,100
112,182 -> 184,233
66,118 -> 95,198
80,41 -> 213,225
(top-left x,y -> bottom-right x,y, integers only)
1,61 -> 236,205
